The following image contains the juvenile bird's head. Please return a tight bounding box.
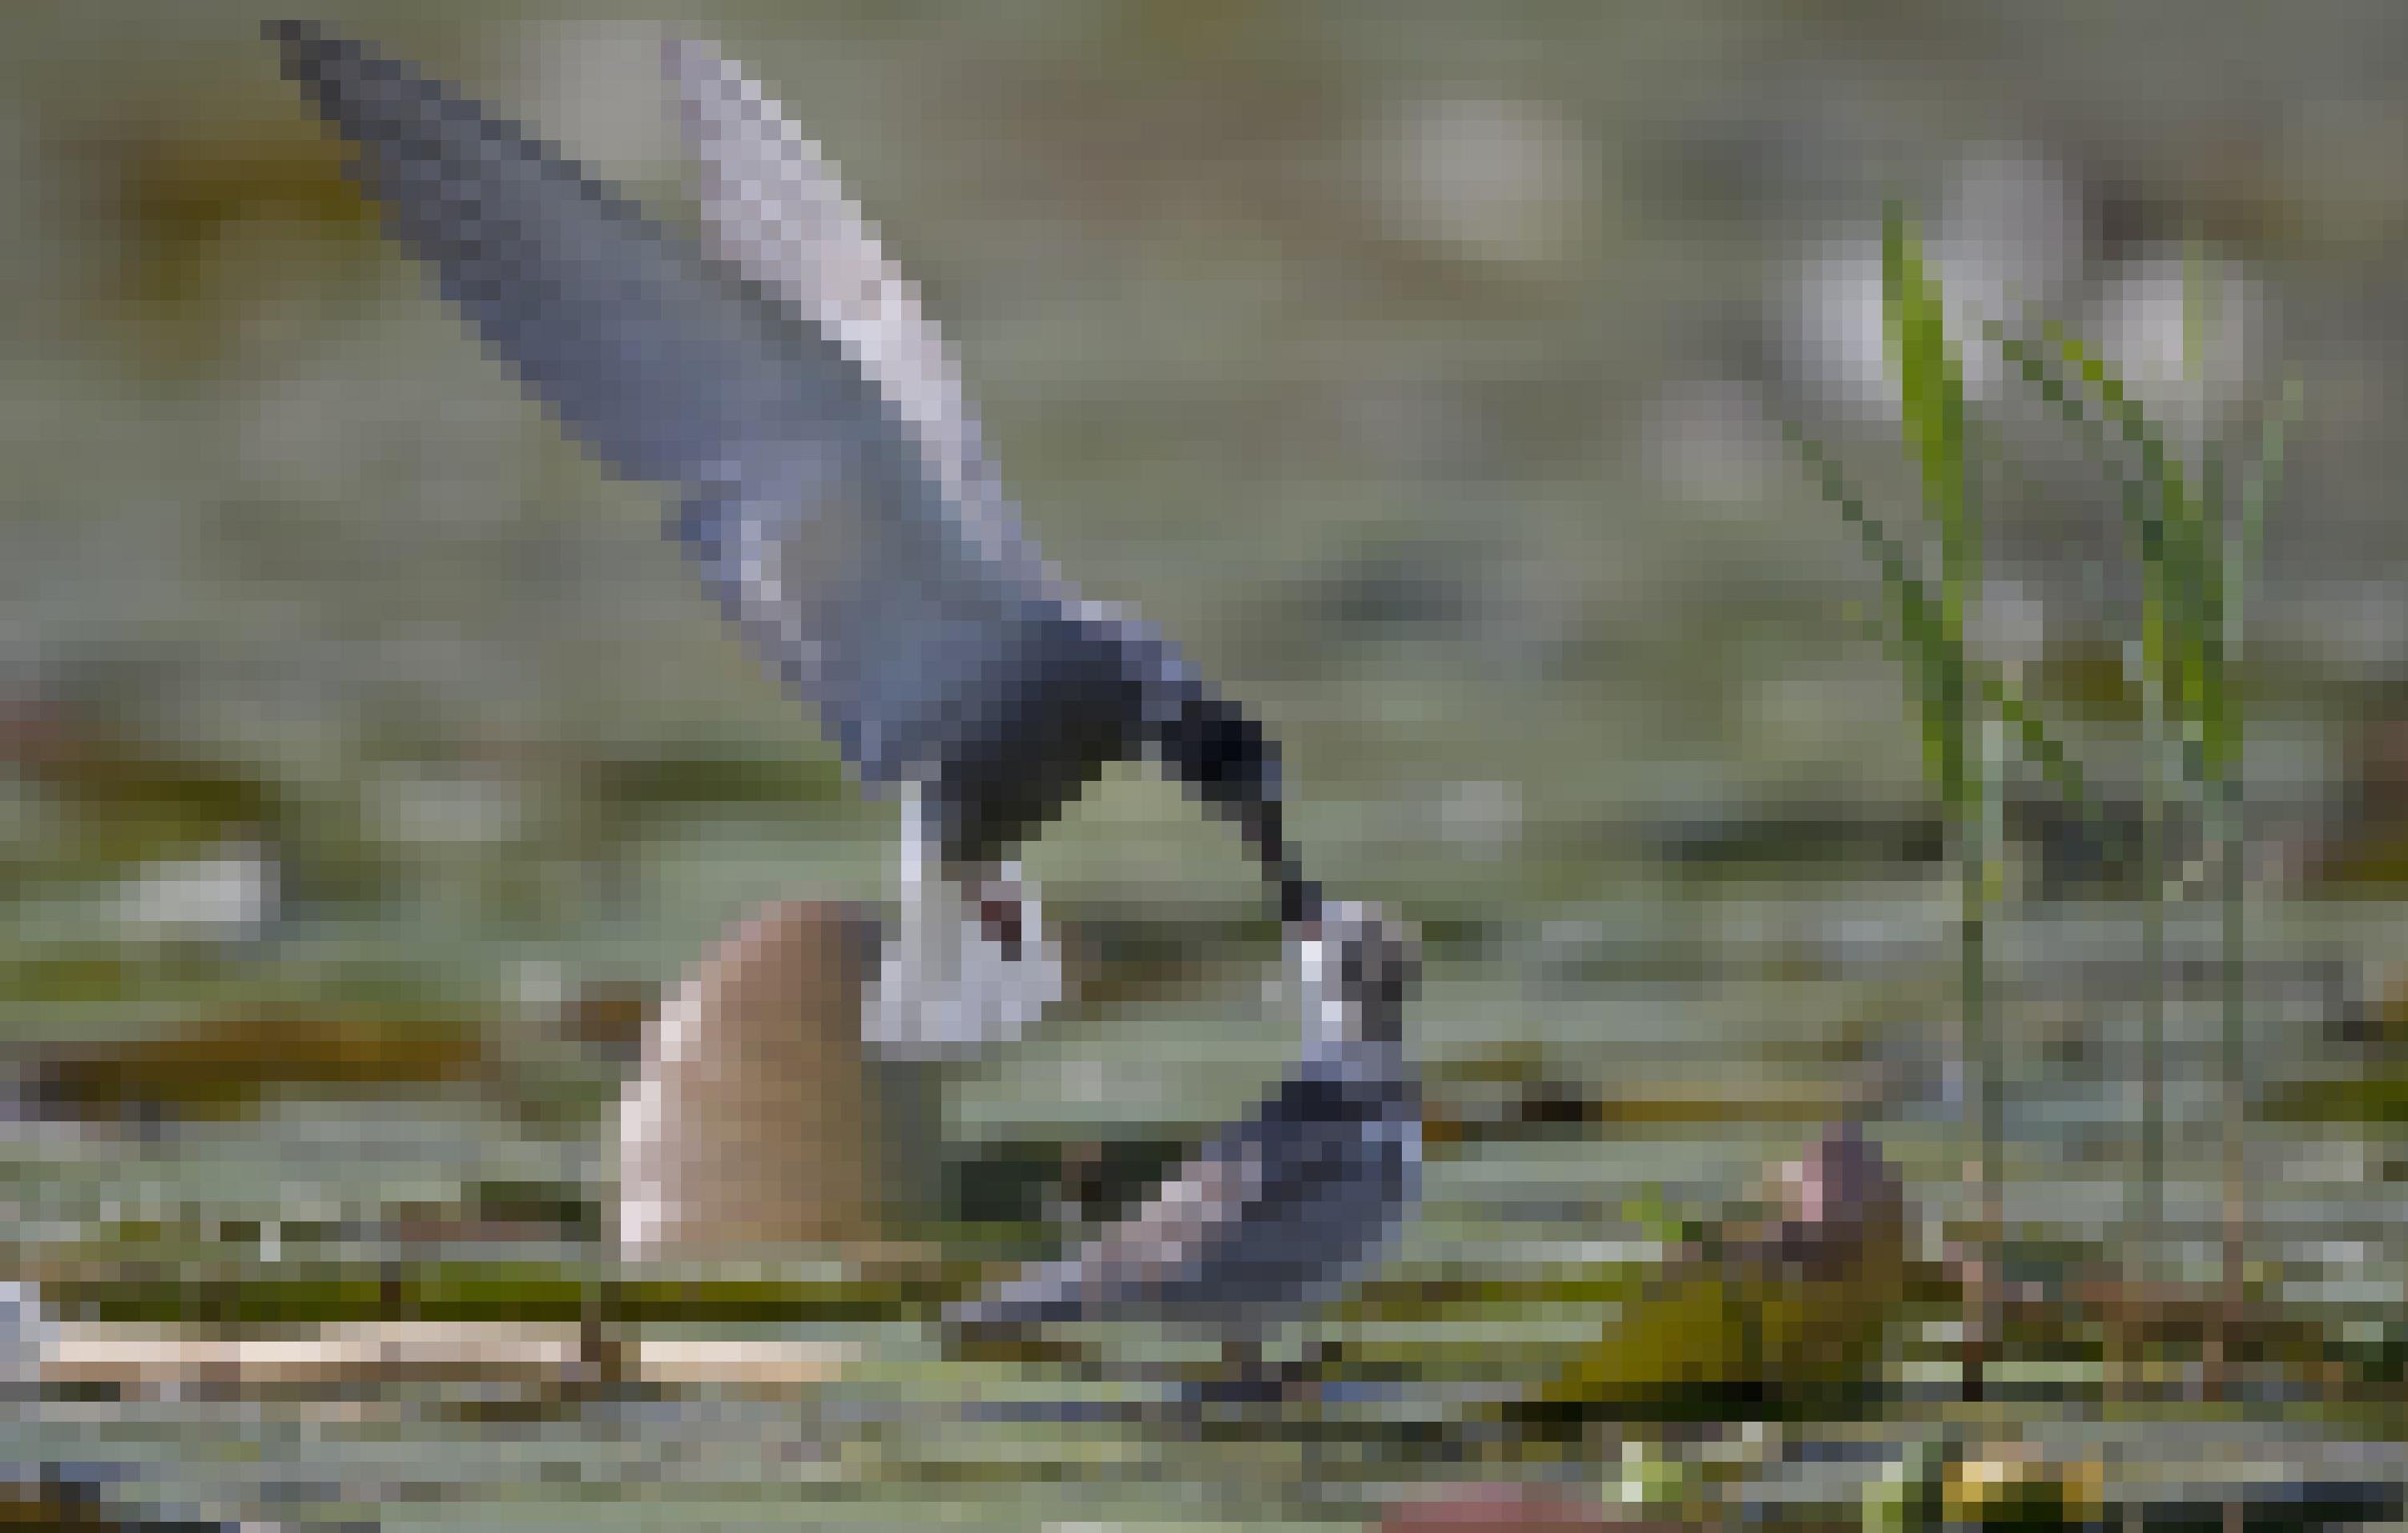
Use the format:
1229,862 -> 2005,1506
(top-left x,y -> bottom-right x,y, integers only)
1298,902 -> 1419,1052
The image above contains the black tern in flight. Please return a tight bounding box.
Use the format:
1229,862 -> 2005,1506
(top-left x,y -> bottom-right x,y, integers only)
268,22 -> 1315,1052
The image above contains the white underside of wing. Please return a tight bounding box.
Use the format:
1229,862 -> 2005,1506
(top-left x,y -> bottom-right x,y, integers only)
667,34 -> 1089,790
665,34 -> 1055,591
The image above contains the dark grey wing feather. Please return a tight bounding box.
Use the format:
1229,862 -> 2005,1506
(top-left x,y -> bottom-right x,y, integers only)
270,22 -> 1058,789
674,454 -> 1054,784
949,1147 -> 1261,1327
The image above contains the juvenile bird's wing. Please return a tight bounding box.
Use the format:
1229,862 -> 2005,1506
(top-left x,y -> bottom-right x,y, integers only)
1070,1142 -> 1265,1296
962,1141 -> 1264,1325
270,22 -> 1059,787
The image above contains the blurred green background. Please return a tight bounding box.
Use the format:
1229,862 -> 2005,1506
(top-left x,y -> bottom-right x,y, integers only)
6,4 -> 2408,1528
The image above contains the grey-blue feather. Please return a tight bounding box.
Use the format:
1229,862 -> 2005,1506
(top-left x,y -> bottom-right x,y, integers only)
268,22 -> 1302,891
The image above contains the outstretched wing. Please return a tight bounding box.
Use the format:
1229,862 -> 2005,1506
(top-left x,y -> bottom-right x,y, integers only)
664,35 -> 1029,580
270,22 -> 1059,787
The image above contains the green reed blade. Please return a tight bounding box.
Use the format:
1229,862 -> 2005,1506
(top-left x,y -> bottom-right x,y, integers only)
1778,414 -> 2096,819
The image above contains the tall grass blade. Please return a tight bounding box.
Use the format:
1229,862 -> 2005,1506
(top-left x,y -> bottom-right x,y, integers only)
1881,200 -> 1996,1402
1991,320 -> 2215,791
1993,304 -> 2236,1318
2212,373 -> 2299,1400
1778,415 -> 2098,818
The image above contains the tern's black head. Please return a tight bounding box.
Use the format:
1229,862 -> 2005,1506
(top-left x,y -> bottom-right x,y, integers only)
1150,681 -> 1315,919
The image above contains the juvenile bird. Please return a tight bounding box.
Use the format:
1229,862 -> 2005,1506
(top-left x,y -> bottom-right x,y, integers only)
947,902 -> 1421,1398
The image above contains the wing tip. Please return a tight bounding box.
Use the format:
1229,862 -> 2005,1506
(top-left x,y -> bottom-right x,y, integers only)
265,19 -> 409,130
264,18 -> 342,82
661,31 -> 728,91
